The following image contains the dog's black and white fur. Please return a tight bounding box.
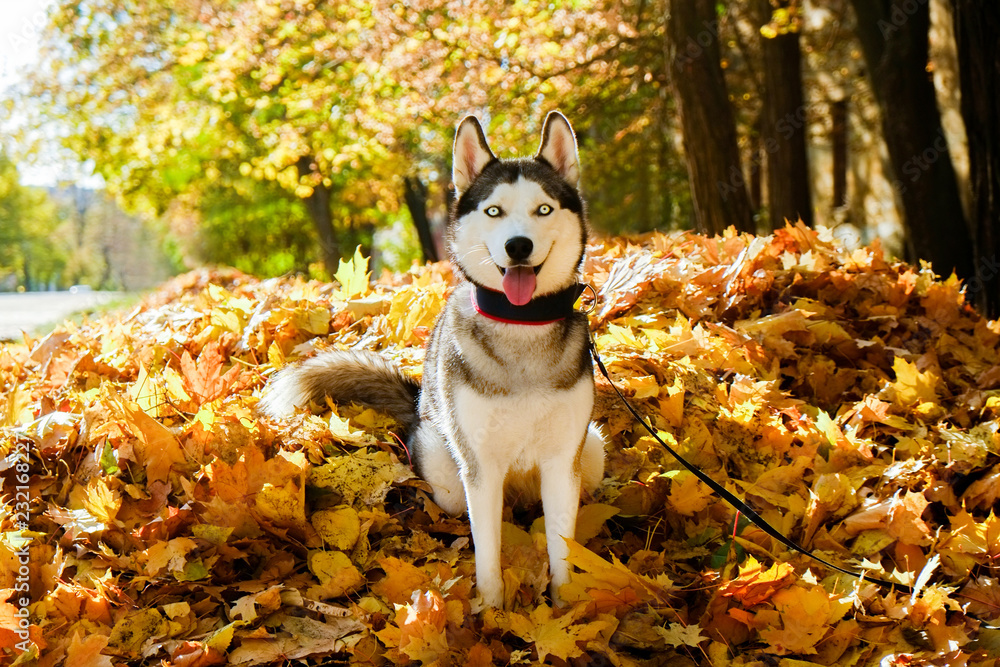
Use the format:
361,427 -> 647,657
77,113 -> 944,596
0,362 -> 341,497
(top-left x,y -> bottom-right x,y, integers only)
260,112 -> 605,607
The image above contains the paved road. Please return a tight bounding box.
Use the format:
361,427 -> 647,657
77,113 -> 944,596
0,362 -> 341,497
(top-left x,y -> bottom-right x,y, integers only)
0,291 -> 122,341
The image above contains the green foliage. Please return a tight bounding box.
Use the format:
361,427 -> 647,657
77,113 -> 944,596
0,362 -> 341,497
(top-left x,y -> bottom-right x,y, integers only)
0,0 -> 936,276
374,217 -> 422,273
0,152 -> 65,289
184,182 -> 321,277
5,0 -> 693,274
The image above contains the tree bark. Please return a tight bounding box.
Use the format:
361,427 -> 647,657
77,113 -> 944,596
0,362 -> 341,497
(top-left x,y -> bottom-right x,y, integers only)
849,0 -> 974,282
750,118 -> 763,213
403,176 -> 440,263
951,0 -> 1000,317
666,0 -> 755,235
758,0 -> 814,229
830,98 -> 849,209
297,156 -> 340,275
71,185 -> 91,250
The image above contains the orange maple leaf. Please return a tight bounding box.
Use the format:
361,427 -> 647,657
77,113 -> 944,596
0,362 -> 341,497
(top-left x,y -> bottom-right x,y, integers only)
398,590 -> 448,656
718,557 -> 797,607
372,558 -> 433,606
119,398 -> 188,484
886,490 -> 932,546
65,631 -> 114,667
180,341 -> 245,405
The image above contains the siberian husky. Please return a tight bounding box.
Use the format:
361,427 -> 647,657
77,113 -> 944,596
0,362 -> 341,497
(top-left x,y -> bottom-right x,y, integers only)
260,111 -> 606,608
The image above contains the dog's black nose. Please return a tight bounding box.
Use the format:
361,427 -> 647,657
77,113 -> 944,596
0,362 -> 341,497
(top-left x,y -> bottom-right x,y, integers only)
505,236 -> 533,262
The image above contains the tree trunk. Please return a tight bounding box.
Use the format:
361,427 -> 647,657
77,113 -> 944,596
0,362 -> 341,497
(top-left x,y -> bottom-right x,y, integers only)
750,118 -> 763,212
657,115 -> 675,229
666,0 -> 755,235
72,185 -> 91,250
830,98 -> 849,209
297,156 -> 340,276
403,176 -> 440,263
21,250 -> 32,291
951,0 -> 1000,318
758,0 -> 814,229
849,0 -> 975,282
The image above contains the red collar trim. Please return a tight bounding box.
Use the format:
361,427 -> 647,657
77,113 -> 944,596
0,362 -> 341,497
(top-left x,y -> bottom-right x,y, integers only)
470,283 -> 584,325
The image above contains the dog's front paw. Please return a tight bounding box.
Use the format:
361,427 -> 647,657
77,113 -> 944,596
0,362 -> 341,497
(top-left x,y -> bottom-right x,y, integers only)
476,575 -> 504,609
549,571 -> 572,608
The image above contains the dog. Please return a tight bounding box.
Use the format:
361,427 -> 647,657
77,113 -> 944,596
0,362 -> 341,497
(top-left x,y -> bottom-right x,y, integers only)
260,111 -> 606,608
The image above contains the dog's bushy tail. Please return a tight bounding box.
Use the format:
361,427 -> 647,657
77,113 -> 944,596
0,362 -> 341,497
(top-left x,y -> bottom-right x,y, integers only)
258,350 -> 420,431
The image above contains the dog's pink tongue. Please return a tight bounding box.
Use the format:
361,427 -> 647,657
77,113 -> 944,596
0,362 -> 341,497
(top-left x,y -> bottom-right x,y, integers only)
501,266 -> 536,306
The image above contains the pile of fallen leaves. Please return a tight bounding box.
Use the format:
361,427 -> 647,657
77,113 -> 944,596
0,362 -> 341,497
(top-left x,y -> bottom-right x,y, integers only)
2,224 -> 1000,667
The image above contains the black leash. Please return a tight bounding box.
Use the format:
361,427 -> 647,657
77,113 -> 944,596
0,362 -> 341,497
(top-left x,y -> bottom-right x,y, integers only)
586,332 -> 914,595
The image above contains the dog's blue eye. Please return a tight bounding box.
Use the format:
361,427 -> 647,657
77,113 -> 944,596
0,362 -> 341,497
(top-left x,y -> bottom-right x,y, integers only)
537,204 -> 553,216
485,206 -> 502,217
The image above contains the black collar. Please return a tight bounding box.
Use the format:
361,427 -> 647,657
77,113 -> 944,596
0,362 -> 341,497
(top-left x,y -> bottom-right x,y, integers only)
471,283 -> 585,325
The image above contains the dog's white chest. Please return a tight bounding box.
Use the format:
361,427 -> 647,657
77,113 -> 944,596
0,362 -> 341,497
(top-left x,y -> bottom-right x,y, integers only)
451,377 -> 592,467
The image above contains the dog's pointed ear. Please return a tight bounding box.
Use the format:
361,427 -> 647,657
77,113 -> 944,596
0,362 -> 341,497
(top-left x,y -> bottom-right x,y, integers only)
536,111 -> 580,186
453,116 -> 495,193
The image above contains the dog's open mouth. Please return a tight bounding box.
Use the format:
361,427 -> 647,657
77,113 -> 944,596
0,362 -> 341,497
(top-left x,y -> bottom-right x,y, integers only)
497,264 -> 543,306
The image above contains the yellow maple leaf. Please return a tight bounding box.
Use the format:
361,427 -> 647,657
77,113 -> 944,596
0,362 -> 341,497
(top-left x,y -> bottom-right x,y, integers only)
308,551 -> 365,599
128,361 -> 169,418
206,622 -> 239,654
840,496 -> 893,535
81,478 -> 122,526
573,504 -> 620,544
758,585 -> 849,655
334,246 -> 371,300
561,539 -> 671,611
655,621 -> 707,648
107,608 -> 166,657
889,357 -> 939,406
312,506 -> 362,550
292,304 -> 331,335
266,340 -> 286,370
231,586 -> 283,622
144,537 -> 197,576
625,374 -> 660,399
658,376 -> 685,427
309,449 -> 414,506
937,509 -> 1000,574
506,604 -> 611,663
255,478 -> 307,530
667,472 -> 713,516
1,382 -> 32,427
604,323 -> 644,349
736,308 -> 810,339
921,276 -> 963,328
386,282 -> 448,345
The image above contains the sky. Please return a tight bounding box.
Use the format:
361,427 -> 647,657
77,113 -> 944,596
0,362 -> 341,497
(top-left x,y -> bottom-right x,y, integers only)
0,0 -> 52,89
0,0 -> 80,187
